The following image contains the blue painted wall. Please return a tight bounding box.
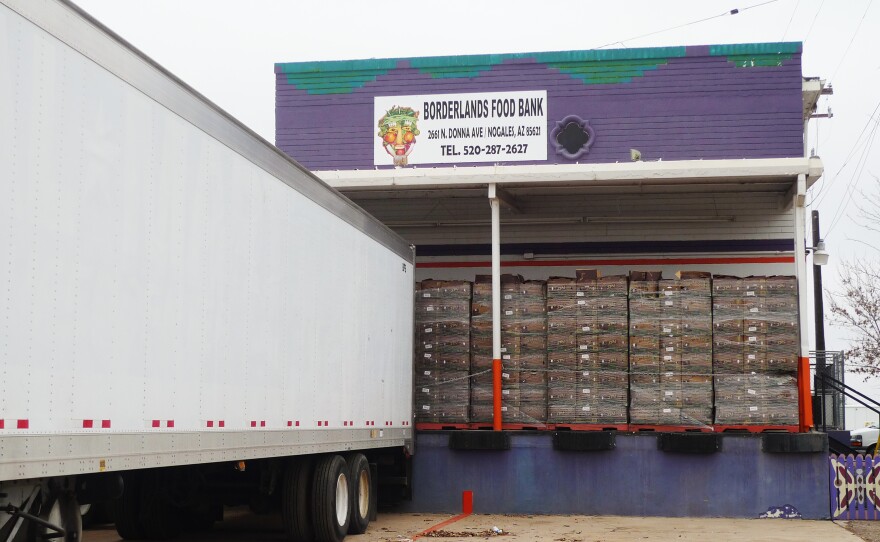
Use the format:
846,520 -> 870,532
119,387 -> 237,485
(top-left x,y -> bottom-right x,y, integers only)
404,432 -> 830,519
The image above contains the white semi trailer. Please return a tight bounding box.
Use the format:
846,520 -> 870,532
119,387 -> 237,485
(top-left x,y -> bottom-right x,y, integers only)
0,1 -> 415,541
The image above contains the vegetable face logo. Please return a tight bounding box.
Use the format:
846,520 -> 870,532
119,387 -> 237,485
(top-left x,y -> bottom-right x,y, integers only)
377,106 -> 420,167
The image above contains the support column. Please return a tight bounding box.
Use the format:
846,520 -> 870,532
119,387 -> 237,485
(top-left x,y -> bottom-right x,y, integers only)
792,174 -> 814,432
488,184 -> 502,431
812,210 -> 827,432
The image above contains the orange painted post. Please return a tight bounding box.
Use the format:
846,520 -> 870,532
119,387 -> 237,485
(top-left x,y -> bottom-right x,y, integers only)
462,490 -> 473,514
492,358 -> 502,431
798,356 -> 814,432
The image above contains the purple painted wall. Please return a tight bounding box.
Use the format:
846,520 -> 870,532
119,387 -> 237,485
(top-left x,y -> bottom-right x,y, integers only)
275,43 -> 804,170
404,432 -> 830,519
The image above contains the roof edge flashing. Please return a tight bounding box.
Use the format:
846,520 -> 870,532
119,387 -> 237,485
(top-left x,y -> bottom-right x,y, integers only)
317,157 -> 823,190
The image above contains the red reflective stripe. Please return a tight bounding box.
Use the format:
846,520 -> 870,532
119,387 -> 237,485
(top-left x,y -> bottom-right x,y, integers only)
151,420 -> 160,428
17,420 -> 28,429
0,420 -> 4,429
207,421 -> 214,428
260,421 -> 266,427
101,420 -> 111,429
219,420 -> 225,428
418,256 -> 795,269
166,420 -> 174,428
82,420 -> 93,429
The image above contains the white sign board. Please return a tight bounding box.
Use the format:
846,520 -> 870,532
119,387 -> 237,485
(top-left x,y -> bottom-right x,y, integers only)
373,90 -> 547,167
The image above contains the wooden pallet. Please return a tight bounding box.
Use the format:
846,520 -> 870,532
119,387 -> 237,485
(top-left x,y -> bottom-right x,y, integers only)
415,422 -> 470,430
628,424 -> 714,433
552,423 -> 628,432
713,424 -> 799,433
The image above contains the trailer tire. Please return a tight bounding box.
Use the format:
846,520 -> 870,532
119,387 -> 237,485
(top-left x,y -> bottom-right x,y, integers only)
311,455 -> 350,542
112,473 -> 146,540
140,473 -> 181,540
282,457 -> 314,542
344,453 -> 372,534
30,491 -> 82,542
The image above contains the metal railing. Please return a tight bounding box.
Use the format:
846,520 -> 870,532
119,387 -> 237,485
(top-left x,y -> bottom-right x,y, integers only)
810,350 -> 880,433
810,350 -> 847,431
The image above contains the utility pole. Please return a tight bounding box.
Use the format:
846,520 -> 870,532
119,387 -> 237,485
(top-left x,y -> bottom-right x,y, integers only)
812,210 -> 827,432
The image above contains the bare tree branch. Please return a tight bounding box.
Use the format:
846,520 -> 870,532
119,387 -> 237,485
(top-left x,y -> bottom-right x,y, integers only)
828,176 -> 880,379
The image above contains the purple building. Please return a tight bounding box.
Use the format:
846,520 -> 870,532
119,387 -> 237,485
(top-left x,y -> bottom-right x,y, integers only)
275,43 -> 835,519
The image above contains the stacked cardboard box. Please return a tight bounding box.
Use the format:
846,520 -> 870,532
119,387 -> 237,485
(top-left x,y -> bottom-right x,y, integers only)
414,280 -> 471,424
713,276 -> 799,425
547,271 -> 628,424
629,271 -> 713,426
471,275 -> 548,424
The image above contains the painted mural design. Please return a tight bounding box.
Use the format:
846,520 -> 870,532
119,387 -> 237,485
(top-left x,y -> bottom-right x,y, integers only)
830,454 -> 880,519
377,106 -> 420,166
759,505 -> 802,519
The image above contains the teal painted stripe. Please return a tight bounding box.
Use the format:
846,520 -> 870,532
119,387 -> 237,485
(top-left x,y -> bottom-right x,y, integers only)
545,59 -> 669,85
276,58 -> 399,74
710,43 -> 800,68
274,45 -> 690,76
275,42 -> 799,94
724,53 -> 794,67
709,42 -> 801,56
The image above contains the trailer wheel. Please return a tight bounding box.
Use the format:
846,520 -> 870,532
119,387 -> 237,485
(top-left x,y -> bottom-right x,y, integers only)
282,457 -> 314,542
311,455 -> 350,542
344,453 -> 372,534
31,491 -> 82,542
140,473 -> 181,540
112,473 -> 146,540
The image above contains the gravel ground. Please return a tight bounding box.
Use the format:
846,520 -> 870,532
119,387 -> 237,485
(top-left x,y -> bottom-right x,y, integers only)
84,509 -> 864,542
846,521 -> 880,542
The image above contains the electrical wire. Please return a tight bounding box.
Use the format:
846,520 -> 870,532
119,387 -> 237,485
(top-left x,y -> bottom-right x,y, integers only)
802,0 -> 825,44
825,124 -> 878,233
781,0 -> 801,41
824,114 -> 880,235
829,0 -> 874,83
592,0 -> 783,49
807,99 -> 880,207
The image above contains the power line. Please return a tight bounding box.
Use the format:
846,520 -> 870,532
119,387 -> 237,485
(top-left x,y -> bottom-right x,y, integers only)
782,0 -> 801,41
807,99 -> 880,207
592,0 -> 783,49
829,0 -> 874,83
802,0 -> 825,44
824,114 -> 880,235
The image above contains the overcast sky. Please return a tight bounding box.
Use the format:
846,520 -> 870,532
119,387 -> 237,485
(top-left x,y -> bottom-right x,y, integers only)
74,0 -> 880,404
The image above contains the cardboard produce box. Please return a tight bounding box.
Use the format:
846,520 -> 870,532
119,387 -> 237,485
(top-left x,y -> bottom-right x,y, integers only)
414,280 -> 473,423
712,276 -> 798,425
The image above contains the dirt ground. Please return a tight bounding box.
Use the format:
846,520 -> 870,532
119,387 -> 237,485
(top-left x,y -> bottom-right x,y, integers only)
85,510 -> 867,542
846,521 -> 880,542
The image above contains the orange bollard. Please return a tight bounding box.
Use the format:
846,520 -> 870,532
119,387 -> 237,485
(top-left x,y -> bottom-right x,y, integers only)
492,358 -> 502,431
462,490 -> 473,514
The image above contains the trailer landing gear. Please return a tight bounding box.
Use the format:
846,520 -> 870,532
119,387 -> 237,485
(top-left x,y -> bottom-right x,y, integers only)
2,489 -> 82,542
